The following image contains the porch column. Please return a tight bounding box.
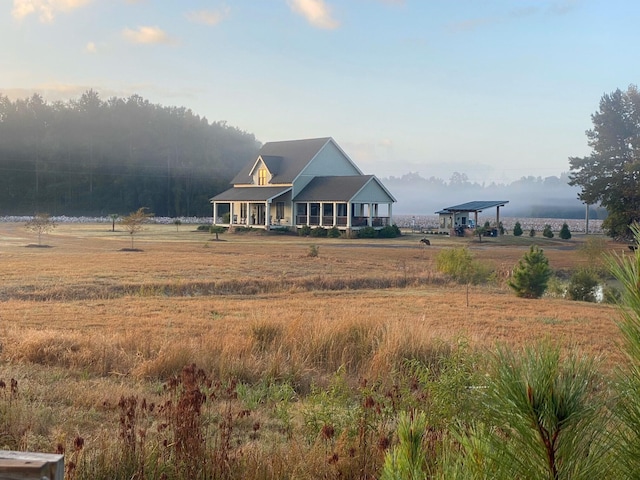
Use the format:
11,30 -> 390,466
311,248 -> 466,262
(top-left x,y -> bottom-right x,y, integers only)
246,202 -> 250,225
229,202 -> 234,225
212,202 -> 217,225
388,203 -> 393,226
368,202 -> 373,226
307,202 -> 310,226
333,202 -> 337,226
347,202 -> 352,228
495,206 -> 501,236
265,201 -> 270,228
474,211 -> 478,228
320,202 -> 323,227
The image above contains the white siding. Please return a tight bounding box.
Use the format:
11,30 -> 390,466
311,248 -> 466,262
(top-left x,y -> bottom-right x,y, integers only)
301,141 -> 361,176
352,179 -> 394,203
291,175 -> 314,197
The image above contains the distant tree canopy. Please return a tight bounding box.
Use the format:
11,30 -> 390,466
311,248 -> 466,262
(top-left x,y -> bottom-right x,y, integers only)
0,90 -> 261,217
569,85 -> 640,238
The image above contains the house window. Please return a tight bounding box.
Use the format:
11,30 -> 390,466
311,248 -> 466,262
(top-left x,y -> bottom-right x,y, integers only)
258,168 -> 267,185
276,202 -> 284,220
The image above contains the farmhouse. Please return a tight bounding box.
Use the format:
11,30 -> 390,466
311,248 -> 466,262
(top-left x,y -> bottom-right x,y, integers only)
210,137 -> 396,231
437,200 -> 509,235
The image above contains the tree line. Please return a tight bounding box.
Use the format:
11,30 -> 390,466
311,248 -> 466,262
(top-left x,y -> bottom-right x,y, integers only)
0,90 -> 260,217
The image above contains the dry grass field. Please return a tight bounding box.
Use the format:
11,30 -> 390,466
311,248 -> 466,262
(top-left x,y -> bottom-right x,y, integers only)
0,221 -> 630,478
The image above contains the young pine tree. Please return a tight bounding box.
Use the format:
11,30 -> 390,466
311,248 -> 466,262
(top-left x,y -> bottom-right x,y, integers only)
513,221 -> 523,237
606,224 -> 640,478
468,344 -> 610,480
508,245 -> 552,298
559,222 -> 572,240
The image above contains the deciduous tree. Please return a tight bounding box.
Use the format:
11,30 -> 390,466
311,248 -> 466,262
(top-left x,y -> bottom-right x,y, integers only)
121,207 -> 152,249
25,213 -> 57,246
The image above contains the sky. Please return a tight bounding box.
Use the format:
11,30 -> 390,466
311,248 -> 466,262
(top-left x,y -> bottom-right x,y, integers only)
2,0 -> 640,184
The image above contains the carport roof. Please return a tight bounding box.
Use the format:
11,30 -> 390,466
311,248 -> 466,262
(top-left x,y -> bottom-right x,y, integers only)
436,200 -> 509,214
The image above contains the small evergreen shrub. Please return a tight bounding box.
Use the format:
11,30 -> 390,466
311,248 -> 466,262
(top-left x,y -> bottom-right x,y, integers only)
508,245 -> 552,298
542,224 -> 554,238
307,244 -> 319,257
327,226 -> 341,238
298,225 -> 311,236
310,226 -> 327,237
559,222 -> 572,240
567,268 -> 599,302
529,228 -> 536,237
513,221 -> 523,236
378,225 -> 400,238
358,226 -> 377,238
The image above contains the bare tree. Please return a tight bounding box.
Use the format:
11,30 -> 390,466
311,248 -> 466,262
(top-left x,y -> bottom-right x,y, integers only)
121,208 -> 152,249
25,213 -> 57,246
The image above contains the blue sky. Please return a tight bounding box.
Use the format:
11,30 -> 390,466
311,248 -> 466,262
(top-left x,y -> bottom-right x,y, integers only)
2,0 -> 639,183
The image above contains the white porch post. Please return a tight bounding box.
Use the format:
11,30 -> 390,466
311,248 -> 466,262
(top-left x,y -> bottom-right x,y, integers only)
333,202 -> 337,226
388,203 -> 393,226
347,202 -> 352,228
496,206 -> 501,236
229,202 -> 234,225
319,202 -> 323,227
307,202 -> 310,226
368,202 -> 373,226
212,202 -> 217,225
265,201 -> 270,228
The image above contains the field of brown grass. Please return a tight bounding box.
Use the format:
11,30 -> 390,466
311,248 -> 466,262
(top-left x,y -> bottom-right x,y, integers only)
0,221 -> 629,477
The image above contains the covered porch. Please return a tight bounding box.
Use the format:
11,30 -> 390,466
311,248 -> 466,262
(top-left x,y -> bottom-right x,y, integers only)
293,201 -> 392,229
211,187 -> 293,229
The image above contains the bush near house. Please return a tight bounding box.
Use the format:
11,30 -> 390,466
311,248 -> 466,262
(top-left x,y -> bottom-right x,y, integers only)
310,227 -> 328,237
298,225 -> 312,236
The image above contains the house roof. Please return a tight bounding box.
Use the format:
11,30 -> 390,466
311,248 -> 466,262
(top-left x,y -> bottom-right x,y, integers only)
437,200 -> 509,214
294,176 -> 375,202
230,137 -> 332,185
210,186 -> 291,202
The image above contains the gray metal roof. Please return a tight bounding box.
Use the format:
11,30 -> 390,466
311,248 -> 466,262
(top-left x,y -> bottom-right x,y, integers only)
210,186 -> 291,202
230,137 -> 331,185
437,200 -> 509,213
294,175 -> 374,202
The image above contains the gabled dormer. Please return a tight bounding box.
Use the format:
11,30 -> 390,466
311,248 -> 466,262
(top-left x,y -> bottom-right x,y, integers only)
249,155 -> 282,186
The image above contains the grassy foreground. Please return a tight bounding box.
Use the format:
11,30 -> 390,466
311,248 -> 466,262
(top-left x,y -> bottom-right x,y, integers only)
0,222 -> 630,478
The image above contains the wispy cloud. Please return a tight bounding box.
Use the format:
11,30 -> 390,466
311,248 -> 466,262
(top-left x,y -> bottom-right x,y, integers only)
287,0 -> 339,30
185,7 -> 230,26
449,1 -> 580,34
548,0 -> 579,15
122,26 -> 175,45
12,0 -> 91,23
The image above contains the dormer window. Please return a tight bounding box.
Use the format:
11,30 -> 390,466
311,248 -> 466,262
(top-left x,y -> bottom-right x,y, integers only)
258,167 -> 267,185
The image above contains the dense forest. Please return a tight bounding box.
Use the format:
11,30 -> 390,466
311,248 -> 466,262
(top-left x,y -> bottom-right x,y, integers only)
0,90 -> 260,217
